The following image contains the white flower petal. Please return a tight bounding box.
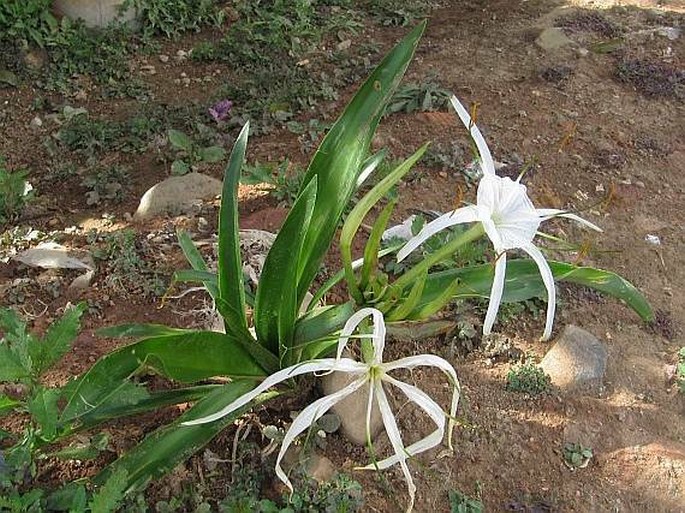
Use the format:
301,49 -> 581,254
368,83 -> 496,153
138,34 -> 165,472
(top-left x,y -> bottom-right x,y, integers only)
182,358 -> 362,426
370,308 -> 386,364
536,208 -> 603,232
397,207 -> 478,262
519,241 -> 556,341
373,381 -> 416,513
449,95 -> 495,175
483,251 -> 507,336
383,354 -> 460,450
336,308 -> 378,360
368,375 -> 445,469
275,375 -> 368,491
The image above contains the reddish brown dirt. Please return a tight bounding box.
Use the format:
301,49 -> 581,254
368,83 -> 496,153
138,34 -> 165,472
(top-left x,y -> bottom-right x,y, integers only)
1,1 -> 684,512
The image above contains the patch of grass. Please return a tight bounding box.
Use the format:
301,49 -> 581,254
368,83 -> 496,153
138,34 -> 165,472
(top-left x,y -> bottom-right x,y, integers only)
506,359 -> 551,395
0,156 -> 33,226
0,0 -> 60,49
363,0 -> 435,27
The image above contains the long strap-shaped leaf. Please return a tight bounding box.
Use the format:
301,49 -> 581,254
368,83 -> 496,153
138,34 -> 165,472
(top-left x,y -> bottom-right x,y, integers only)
254,178 -> 317,359
416,260 -> 653,321
295,22 -> 426,305
60,331 -> 267,423
93,381 -> 276,493
218,123 -> 251,339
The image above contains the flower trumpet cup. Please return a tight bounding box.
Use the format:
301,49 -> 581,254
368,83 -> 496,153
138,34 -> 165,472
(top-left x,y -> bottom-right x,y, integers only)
397,95 -> 602,341
183,307 -> 460,513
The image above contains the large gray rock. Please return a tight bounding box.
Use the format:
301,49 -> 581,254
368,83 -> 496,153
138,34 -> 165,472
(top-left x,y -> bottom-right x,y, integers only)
134,173 -> 222,220
540,325 -> 608,392
535,27 -> 573,51
321,369 -> 383,446
54,0 -> 138,28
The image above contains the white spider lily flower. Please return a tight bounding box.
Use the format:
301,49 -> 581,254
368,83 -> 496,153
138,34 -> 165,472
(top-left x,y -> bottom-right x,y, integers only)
183,307 -> 460,512
397,95 -> 602,341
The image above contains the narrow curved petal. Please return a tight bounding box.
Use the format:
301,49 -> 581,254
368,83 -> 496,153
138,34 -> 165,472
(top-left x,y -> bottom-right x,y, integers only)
336,308 -> 381,360
383,354 -> 460,450
370,308 -> 386,364
397,207 -> 479,262
365,372 -> 376,448
182,358 -> 363,425
367,375 -> 445,469
536,208 -> 602,232
275,375 -> 369,491
483,251 -> 507,336
373,381 -> 416,513
519,241 -> 556,341
449,95 -> 495,175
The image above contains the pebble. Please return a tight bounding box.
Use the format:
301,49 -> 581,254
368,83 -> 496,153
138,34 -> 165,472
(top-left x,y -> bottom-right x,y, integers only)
30,116 -> 42,128
159,54 -> 170,63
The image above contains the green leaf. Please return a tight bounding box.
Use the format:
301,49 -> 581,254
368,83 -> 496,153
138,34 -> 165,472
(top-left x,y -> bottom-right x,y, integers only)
0,345 -> 29,382
293,302 -> 354,351
176,229 -> 220,301
0,394 -> 21,417
340,144 -> 428,303
255,177 -> 317,359
295,22 -> 426,305
0,308 -> 33,381
60,331 -> 267,424
168,129 -> 193,151
47,482 -> 88,512
171,160 -> 190,175
93,380 -> 275,493
30,302 -> 86,378
198,145 -> 226,163
218,123 -> 250,339
97,323 -> 189,339
417,260 -> 653,321
90,469 -> 127,512
361,200 -> 396,290
28,387 -> 60,440
51,433 -> 109,461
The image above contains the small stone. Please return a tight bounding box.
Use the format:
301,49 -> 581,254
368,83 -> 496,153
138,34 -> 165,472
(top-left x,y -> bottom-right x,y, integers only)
48,218 -> 59,227
133,172 -> 223,220
140,64 -> 156,75
74,89 -> 88,101
176,50 -> 189,60
321,363 -> 383,446
645,234 -> 661,245
182,77 -> 191,86
336,39 -> 352,51
159,54 -> 170,63
30,116 -> 43,128
540,325 -> 608,393
577,47 -> 589,57
535,27 -> 573,51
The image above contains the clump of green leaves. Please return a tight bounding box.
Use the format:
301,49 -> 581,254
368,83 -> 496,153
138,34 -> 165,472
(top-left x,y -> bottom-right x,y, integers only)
131,0 -> 225,38
562,443 -> 593,469
0,0 -> 60,48
386,80 -> 452,115
241,160 -> 305,206
449,486 -> 484,513
0,157 -> 33,226
506,360 -> 551,395
0,304 -> 86,489
364,0 -> 434,27
81,165 -> 129,205
167,129 -> 226,175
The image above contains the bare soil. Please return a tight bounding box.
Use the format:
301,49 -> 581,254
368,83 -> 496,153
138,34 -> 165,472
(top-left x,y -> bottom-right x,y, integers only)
1,1 -> 684,512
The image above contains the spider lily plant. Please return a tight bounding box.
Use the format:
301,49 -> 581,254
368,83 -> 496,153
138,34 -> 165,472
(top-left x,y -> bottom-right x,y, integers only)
43,23 -> 432,495
184,307 -> 460,512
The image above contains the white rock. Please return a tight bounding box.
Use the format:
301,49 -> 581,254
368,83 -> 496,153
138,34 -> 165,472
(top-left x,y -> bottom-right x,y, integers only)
133,172 -> 222,220
535,27 -> 573,51
540,325 -> 608,392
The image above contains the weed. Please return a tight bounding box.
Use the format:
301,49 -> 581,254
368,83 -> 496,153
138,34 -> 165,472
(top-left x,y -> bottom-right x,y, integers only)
506,359 -> 551,395
562,443 -> 593,469
89,229 -> 166,296
0,0 -> 60,49
81,165 -> 129,205
167,129 -> 226,175
386,79 -> 452,115
130,0 -> 225,38
449,486 -> 484,513
0,157 -> 33,226
242,160 -> 305,206
615,59 -> 685,100
364,0 -> 435,27
423,141 -> 464,172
